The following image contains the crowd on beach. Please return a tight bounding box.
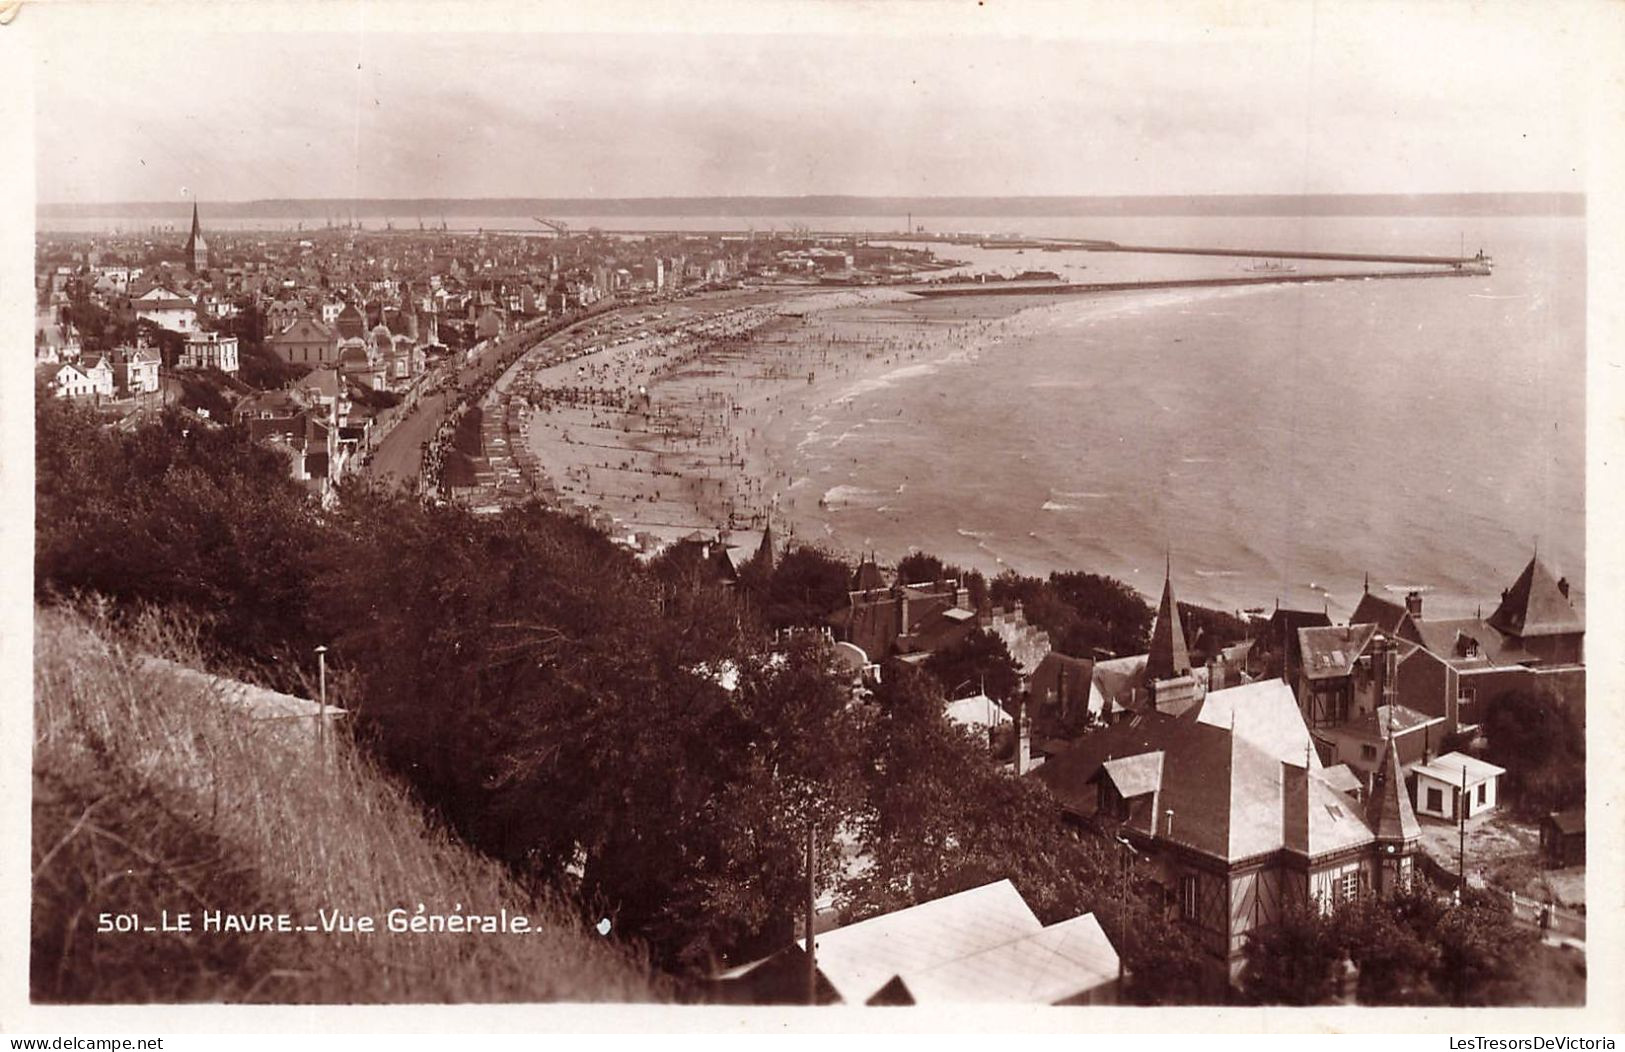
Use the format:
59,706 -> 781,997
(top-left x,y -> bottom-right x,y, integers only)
451,287 -> 1053,549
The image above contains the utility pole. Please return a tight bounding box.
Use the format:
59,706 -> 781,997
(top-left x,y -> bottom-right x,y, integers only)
805,819 -> 818,1006
1458,764 -> 1467,899
315,644 -> 328,761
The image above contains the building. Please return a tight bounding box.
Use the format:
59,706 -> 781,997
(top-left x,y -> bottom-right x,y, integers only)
1540,810 -> 1585,869
1035,680 -> 1420,985
1485,554 -> 1584,666
77,355 -> 116,399
268,316 -> 340,366
129,284 -> 201,334
712,880 -> 1119,1005
827,573 -> 977,666
1410,751 -> 1505,821
1393,556 -> 1585,734
110,344 -> 162,395
39,361 -> 94,399
234,388 -> 345,502
178,332 -> 240,373
1292,623 -> 1449,782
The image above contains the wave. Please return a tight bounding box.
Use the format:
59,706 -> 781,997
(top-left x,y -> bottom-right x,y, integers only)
1041,501 -> 1086,512
956,528 -> 994,539
822,485 -> 884,508
1193,569 -> 1242,578
1052,490 -> 1111,500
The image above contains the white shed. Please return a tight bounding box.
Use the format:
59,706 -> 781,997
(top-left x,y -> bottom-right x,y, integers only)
1410,752 -> 1506,821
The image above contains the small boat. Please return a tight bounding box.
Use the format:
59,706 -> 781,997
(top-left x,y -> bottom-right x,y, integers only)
1243,259 -> 1297,274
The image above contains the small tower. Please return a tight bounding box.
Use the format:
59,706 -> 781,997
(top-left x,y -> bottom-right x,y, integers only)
1366,736 -> 1421,894
185,200 -> 210,273
1145,555 -> 1198,714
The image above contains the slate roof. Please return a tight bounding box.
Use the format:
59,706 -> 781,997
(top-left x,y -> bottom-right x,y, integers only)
1100,752 -> 1164,798
1547,809 -> 1584,836
1194,679 -> 1323,769
1350,591 -> 1407,632
1036,682 -> 1374,864
1089,654 -> 1150,715
1030,652 -> 1094,713
1320,764 -> 1364,795
804,880 -> 1043,1005
1487,555 -> 1584,638
1399,615 -> 1535,669
1365,737 -> 1421,844
1411,751 -> 1506,786
943,693 -> 1011,732
890,911 -> 1118,1004
1298,623 -> 1379,680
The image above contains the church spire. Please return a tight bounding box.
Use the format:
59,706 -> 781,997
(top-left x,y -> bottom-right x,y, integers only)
184,198 -> 209,273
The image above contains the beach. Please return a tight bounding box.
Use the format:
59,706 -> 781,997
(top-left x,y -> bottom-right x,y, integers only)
502,286 -> 1058,548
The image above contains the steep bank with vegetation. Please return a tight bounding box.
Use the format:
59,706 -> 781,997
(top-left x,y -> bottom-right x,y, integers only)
31,604 -> 661,1003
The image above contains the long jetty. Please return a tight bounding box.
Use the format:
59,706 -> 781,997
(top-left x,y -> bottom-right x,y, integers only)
902,266 -> 1490,299
1075,239 -> 1489,267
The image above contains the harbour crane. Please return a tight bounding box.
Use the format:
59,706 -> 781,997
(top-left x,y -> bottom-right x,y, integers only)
532,217 -> 570,237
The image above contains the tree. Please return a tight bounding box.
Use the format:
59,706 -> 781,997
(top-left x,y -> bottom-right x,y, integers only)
922,629 -> 1021,705
762,545 -> 851,630
1242,881 -> 1535,1006
1482,689 -> 1585,816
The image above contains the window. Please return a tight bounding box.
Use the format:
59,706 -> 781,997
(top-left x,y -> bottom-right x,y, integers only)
1477,783 -> 1487,805
1427,787 -> 1443,813
1180,874 -> 1199,921
1361,744 -> 1378,762
1339,869 -> 1360,904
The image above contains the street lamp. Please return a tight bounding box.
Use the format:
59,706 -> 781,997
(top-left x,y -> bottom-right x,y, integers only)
1115,832 -> 1138,992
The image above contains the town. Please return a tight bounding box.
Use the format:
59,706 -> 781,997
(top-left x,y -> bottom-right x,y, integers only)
31,205 -> 1587,1009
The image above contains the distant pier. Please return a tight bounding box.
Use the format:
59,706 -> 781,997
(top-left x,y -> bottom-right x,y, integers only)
1075,239 -> 1492,268
901,266 -> 1491,299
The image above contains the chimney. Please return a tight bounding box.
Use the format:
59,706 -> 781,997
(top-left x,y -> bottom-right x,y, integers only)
1404,591 -> 1423,618
956,583 -> 970,610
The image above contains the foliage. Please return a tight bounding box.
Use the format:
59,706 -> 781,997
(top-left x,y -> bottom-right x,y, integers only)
989,569 -> 1153,659
760,544 -> 852,630
1482,689 -> 1585,817
36,398 -> 323,679
1241,880 -> 1538,1006
922,629 -> 1022,705
895,552 -> 987,608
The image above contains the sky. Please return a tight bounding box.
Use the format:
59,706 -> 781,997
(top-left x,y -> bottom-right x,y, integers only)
27,0 -> 1603,204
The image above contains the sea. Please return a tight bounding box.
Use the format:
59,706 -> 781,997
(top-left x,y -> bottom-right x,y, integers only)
767,215 -> 1584,622
42,209 -> 1585,619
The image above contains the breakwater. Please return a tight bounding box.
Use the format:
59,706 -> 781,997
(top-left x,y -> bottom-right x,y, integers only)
902,266 -> 1489,298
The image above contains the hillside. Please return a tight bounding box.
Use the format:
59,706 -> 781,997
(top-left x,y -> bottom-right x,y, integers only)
30,604 -> 662,1004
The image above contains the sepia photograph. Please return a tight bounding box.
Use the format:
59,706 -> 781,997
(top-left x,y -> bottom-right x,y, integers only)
4,0 -> 1621,1037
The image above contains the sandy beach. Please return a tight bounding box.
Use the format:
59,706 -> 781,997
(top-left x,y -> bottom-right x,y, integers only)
497,286 -> 1066,552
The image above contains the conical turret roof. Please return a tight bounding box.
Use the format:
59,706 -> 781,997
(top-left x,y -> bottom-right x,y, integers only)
1145,560 -> 1192,682
1365,736 -> 1420,844
1487,553 -> 1582,638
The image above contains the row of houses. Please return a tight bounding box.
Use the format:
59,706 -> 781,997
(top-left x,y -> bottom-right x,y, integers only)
801,544 -> 1583,992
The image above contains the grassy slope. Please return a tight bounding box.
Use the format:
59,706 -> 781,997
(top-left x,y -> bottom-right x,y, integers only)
31,604 -> 662,1004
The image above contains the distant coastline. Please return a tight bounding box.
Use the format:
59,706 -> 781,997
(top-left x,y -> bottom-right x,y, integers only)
36,191 -> 1585,221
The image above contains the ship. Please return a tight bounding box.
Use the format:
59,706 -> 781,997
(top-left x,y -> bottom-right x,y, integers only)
1243,259 -> 1297,274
